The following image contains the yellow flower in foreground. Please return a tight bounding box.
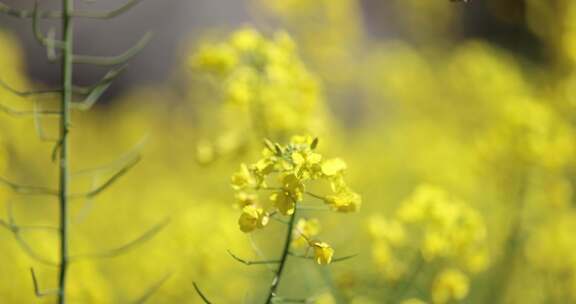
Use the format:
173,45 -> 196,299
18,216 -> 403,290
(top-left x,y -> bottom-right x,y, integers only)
270,191 -> 296,215
231,136 -> 359,237
238,205 -> 269,233
311,241 -> 335,265
431,269 -> 469,304
280,173 -> 305,201
291,150 -> 322,177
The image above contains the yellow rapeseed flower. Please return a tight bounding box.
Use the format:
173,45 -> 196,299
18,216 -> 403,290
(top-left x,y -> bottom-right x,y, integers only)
270,191 -> 296,215
321,158 -> 347,176
231,27 -> 262,52
280,173 -> 305,200
431,269 -> 469,304
324,189 -> 362,212
238,205 -> 269,233
292,218 -> 321,248
368,216 -> 406,247
311,241 -> 335,265
231,163 -> 254,190
190,43 -> 238,75
422,231 -> 450,261
231,136 -> 359,235
234,191 -> 258,208
191,28 -> 325,142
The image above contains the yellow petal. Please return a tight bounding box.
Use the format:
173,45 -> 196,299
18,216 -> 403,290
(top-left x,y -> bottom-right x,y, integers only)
321,158 -> 347,176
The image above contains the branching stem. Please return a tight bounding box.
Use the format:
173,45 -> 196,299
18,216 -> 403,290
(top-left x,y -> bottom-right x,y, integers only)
265,208 -> 298,304
57,0 -> 74,302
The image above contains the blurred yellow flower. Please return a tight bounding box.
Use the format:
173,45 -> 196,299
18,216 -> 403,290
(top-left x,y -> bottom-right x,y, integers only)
315,292 -> 336,304
231,163 -> 254,190
234,191 -> 258,208
422,231 -> 449,261
372,241 -> 393,268
190,27 -> 326,149
464,249 -> 489,274
324,189 -> 362,212
190,43 -> 238,75
431,269 -> 469,304
231,27 -> 262,51
368,216 -> 406,247
292,218 -> 321,248
321,158 -> 347,176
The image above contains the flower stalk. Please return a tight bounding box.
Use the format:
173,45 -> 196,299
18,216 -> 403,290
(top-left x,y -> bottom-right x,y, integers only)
265,208 -> 298,304
57,0 -> 74,302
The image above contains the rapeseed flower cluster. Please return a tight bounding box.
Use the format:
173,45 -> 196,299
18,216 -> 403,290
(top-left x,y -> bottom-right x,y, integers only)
231,135 -> 360,264
4,0 -> 576,302
368,184 -> 487,303
190,28 -> 325,164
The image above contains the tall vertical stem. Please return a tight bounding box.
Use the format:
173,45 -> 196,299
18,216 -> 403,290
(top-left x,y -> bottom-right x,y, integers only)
58,0 -> 73,303
265,208 -> 297,304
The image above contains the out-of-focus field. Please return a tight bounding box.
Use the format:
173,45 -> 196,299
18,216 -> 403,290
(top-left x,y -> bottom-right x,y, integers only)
1,0 -> 576,303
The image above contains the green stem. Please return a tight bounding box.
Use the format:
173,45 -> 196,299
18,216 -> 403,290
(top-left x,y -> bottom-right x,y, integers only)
58,0 -> 73,303
265,208 -> 298,304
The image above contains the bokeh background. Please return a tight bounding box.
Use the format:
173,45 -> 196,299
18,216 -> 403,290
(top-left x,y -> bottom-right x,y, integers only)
1,0 -> 576,303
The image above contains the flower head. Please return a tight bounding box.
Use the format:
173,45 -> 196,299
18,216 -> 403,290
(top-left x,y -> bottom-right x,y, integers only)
238,205 -> 269,233
292,218 -> 321,248
431,269 -> 469,304
368,216 -> 406,247
270,190 -> 296,215
311,241 -> 335,265
321,158 -> 347,176
324,189 -> 362,212
231,164 -> 254,190
191,27 -> 325,140
234,191 -> 258,208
